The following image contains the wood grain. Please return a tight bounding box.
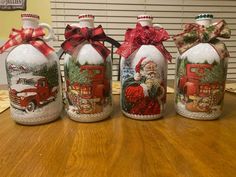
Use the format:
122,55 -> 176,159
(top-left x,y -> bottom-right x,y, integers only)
0,93 -> 236,177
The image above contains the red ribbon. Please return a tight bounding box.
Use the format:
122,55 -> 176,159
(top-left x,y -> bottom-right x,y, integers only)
0,28 -> 54,57
61,25 -> 110,60
116,23 -> 172,61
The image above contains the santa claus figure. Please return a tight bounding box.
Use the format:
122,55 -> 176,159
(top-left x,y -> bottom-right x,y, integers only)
122,57 -> 165,115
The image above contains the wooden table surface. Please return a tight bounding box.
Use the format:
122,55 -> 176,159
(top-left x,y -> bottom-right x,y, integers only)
0,93 -> 236,177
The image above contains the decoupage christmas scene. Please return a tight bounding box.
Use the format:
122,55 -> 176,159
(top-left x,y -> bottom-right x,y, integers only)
6,49 -> 61,116
0,13 -> 62,124
116,15 -> 172,120
173,15 -> 231,119
121,56 -> 166,116
175,56 -> 227,114
61,17 -> 113,121
64,54 -> 112,116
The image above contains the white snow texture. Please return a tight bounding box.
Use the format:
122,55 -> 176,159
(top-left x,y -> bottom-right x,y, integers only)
7,44 -> 58,68
180,43 -> 220,64
64,42 -> 111,67
11,93 -> 63,124
11,84 -> 36,92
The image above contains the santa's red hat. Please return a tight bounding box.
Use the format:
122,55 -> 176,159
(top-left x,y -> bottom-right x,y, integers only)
134,57 -> 154,80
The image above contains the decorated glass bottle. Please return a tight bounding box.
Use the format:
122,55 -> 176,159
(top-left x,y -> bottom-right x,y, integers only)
116,15 -> 172,120
173,14 -> 231,120
0,13 -> 63,125
61,14 -> 115,122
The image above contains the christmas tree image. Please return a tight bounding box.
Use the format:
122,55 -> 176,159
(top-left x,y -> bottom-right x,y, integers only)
177,57 -> 188,78
33,62 -> 59,88
176,57 -> 188,100
66,58 -> 91,85
122,59 -> 134,82
200,60 -> 227,84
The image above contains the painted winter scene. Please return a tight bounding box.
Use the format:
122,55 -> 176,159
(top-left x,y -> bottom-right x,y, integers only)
64,56 -> 112,117
6,55 -> 61,119
175,56 -> 227,116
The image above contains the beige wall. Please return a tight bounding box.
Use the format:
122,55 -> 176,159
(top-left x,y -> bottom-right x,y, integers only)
0,0 -> 52,84
0,0 -> 52,39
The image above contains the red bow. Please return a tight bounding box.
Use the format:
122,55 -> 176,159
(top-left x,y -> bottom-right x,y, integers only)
61,25 -> 110,60
116,23 -> 172,61
0,28 -> 54,57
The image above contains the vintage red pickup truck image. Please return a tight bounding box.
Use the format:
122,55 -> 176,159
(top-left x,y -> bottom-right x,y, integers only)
10,75 -> 58,112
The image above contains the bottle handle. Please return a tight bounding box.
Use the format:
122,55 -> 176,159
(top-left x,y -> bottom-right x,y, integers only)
39,23 -> 56,42
153,24 -> 163,29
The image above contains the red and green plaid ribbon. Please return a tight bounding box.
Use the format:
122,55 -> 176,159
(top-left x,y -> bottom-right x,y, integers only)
0,28 -> 54,57
116,23 -> 172,61
173,20 -> 231,59
61,25 -> 110,60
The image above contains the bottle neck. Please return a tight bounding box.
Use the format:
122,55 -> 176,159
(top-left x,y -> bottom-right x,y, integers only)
138,20 -> 153,27
195,19 -> 212,27
22,19 -> 39,29
79,20 -> 94,28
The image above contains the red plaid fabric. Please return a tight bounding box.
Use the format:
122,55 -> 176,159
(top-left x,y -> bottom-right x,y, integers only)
116,23 -> 172,61
61,25 -> 110,60
0,28 -> 54,57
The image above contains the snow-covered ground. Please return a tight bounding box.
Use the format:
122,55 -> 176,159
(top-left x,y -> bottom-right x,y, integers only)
10,93 -> 63,125
176,102 -> 222,120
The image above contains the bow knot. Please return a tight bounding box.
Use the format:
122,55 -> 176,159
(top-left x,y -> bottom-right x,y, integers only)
173,20 -> 231,59
61,25 -> 110,60
116,23 -> 172,61
23,29 -> 35,42
0,28 -> 54,57
80,27 -> 92,40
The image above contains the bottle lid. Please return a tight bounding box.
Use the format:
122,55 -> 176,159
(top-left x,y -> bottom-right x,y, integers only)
21,13 -> 40,20
137,15 -> 153,20
78,14 -> 95,20
195,13 -> 213,20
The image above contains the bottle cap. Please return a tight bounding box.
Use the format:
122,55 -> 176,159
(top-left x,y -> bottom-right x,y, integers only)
137,14 -> 153,20
21,13 -> 40,20
78,14 -> 95,20
195,13 -> 213,20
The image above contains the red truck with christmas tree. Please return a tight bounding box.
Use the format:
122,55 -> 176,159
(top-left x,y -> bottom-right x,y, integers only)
79,65 -> 109,98
178,64 -> 222,98
67,64 -> 110,114
68,65 -> 109,99
10,75 -> 58,112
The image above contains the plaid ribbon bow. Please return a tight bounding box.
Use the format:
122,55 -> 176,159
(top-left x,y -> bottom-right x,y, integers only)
0,28 -> 54,57
173,20 -> 231,59
116,23 -> 172,61
61,25 -> 110,60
